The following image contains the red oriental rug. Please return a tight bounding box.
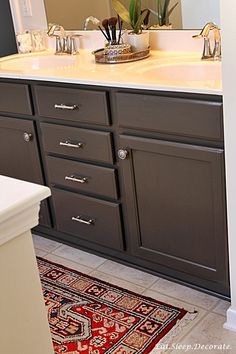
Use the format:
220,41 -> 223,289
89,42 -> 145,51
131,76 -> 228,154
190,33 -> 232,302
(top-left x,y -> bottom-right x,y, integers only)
37,257 -> 197,354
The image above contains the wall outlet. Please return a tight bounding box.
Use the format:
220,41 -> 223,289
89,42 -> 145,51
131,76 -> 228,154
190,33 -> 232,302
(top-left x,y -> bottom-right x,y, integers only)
20,0 -> 32,17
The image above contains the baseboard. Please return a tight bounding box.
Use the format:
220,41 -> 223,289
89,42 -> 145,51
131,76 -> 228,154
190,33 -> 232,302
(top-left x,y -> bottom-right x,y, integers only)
224,307 -> 236,332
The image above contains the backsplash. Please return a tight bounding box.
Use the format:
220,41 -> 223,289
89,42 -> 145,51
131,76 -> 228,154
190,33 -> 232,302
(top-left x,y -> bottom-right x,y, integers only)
47,30 -> 203,53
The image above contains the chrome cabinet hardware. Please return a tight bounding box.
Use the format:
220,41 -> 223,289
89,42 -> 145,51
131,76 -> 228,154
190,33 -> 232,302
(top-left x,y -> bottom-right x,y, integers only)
118,149 -> 128,160
59,141 -> 83,148
72,216 -> 94,225
54,103 -> 78,110
65,175 -> 88,184
23,132 -> 32,142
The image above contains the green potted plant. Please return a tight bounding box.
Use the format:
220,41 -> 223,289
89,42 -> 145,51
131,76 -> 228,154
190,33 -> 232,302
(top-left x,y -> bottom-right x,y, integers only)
150,0 -> 178,28
112,0 -> 150,52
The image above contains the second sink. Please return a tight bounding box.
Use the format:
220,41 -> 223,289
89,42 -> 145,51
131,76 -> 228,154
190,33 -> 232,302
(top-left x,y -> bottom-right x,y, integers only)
128,61 -> 221,83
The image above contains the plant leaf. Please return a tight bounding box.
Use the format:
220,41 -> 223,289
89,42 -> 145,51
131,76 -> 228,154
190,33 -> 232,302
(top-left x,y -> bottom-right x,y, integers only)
111,0 -> 130,25
129,0 -> 141,29
163,0 -> 171,19
152,0 -> 178,26
158,0 -> 164,26
134,8 -> 149,33
142,9 -> 151,28
167,2 -> 178,18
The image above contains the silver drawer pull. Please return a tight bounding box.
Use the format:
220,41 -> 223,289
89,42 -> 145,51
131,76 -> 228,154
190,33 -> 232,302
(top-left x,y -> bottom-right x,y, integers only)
54,104 -> 78,111
72,216 -> 94,225
65,175 -> 88,184
59,141 -> 83,148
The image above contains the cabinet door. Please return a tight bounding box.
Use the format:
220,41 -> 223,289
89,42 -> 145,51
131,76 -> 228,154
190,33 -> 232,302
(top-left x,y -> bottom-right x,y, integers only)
119,135 -> 228,290
0,117 -> 51,227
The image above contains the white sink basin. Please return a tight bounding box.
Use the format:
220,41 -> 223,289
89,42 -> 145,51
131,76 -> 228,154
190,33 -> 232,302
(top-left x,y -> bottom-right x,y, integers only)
132,61 -> 221,82
0,54 -> 76,71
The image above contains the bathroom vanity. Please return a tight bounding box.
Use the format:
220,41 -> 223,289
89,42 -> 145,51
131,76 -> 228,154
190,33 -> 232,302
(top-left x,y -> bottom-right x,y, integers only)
0,49 -> 228,297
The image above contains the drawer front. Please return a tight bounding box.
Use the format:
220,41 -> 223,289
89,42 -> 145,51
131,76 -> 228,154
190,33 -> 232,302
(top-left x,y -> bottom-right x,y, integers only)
0,83 -> 32,115
41,123 -> 113,164
115,92 -> 223,141
46,156 -> 118,199
52,188 -> 123,250
35,85 -> 109,125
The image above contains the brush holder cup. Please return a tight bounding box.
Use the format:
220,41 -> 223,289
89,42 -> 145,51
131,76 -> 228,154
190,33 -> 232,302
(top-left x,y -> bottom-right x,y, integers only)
104,43 -> 131,57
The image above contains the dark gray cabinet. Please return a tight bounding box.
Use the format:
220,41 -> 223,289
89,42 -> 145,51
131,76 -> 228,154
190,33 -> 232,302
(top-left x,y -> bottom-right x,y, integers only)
52,188 -> 123,250
0,79 -> 228,296
35,85 -> 110,125
118,135 -> 228,292
0,116 -> 51,227
116,92 -> 223,141
36,84 -> 122,251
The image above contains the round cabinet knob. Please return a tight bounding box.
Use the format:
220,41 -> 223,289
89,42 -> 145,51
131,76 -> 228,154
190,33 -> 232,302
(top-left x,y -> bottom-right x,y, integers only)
118,149 -> 128,160
23,132 -> 32,142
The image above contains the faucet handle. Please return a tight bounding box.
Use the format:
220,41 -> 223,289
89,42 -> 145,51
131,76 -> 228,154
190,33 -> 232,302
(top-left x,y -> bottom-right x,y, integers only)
213,40 -> 221,60
69,35 -> 82,55
193,33 -> 212,60
53,35 -> 62,54
212,27 -> 221,60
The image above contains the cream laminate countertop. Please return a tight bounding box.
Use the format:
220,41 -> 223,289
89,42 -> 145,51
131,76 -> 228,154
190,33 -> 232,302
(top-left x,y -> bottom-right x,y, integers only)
0,49 -> 222,95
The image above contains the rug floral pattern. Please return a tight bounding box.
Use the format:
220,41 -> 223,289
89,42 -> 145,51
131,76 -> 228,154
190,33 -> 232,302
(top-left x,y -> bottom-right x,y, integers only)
37,257 -> 194,354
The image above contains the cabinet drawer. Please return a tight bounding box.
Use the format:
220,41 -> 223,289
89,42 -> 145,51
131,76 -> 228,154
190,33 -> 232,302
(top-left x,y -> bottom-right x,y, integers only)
115,92 -> 223,141
0,83 -> 32,115
41,123 -> 113,164
35,85 -> 109,125
46,156 -> 118,199
52,188 -> 123,250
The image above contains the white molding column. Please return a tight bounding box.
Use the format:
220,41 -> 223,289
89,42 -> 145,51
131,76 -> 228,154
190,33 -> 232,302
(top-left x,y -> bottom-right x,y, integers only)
221,0 -> 236,332
0,176 -> 54,353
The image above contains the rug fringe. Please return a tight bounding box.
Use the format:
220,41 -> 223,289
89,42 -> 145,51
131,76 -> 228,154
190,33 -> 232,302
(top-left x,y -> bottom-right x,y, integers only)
152,310 -> 198,353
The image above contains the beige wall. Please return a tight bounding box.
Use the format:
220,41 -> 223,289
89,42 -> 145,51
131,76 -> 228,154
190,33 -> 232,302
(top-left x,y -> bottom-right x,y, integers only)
10,0 -> 219,31
43,0 -> 182,30
44,0 -> 112,30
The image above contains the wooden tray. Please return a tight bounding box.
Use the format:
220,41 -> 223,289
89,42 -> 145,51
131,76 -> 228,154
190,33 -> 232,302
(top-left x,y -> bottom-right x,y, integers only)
92,47 -> 150,64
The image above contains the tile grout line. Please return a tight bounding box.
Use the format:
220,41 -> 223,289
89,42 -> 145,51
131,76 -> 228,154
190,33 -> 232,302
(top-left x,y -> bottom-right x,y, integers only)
35,245 -> 231,354
142,287 -> 220,312
33,240 -> 224,313
44,253 -> 96,274
39,247 -> 221,312
44,247 -> 154,291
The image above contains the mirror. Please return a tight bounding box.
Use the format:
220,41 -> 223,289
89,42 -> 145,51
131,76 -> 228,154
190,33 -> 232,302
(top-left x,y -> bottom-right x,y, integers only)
43,0 -> 220,30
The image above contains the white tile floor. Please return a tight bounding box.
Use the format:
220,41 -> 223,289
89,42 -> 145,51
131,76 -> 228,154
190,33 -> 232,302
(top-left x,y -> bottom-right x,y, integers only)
33,234 -> 236,353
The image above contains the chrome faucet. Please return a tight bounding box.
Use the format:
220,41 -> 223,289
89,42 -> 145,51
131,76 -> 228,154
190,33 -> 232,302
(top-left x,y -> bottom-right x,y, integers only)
47,23 -> 80,55
193,22 -> 221,61
47,23 -> 66,54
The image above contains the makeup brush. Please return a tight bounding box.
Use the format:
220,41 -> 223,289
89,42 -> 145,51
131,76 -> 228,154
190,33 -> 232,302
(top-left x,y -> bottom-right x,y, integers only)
117,15 -> 123,44
102,19 -> 111,42
98,25 -> 109,41
108,17 -> 118,44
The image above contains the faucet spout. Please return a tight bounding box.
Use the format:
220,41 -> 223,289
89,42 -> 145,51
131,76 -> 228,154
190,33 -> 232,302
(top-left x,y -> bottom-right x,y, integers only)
195,22 -> 216,38
47,23 -> 66,39
84,16 -> 100,30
